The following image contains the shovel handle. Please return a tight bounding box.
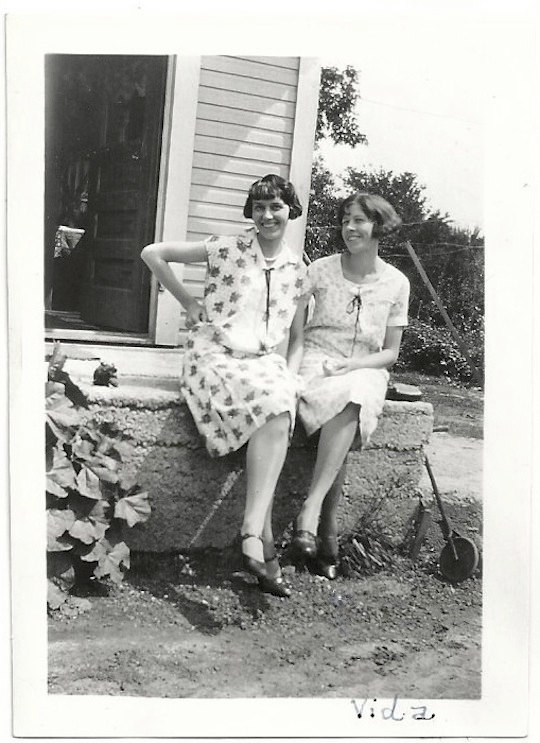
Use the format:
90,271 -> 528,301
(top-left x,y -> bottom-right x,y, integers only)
424,454 -> 454,543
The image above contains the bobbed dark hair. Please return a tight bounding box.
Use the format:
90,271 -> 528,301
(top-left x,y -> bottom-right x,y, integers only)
243,174 -> 303,220
337,192 -> 402,242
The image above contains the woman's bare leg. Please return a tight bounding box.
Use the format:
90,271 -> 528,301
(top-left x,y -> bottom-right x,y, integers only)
241,413 -> 290,563
318,462 -> 347,539
296,403 -> 359,535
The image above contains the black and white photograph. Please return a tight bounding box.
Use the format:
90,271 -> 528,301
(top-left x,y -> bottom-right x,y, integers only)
3,3 -> 536,739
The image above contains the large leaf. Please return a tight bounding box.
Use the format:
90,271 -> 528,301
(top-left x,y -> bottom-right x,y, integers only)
47,508 -> 76,541
73,437 -> 119,472
45,388 -> 80,442
110,439 -> 134,462
47,580 -> 68,610
72,437 -> 94,460
46,445 -> 77,497
75,538 -> 108,563
47,550 -> 73,578
68,499 -> 110,544
86,466 -> 119,484
95,538 -> 130,583
46,380 -> 66,396
92,450 -> 121,470
48,532 -> 75,552
49,369 -> 88,408
68,519 -> 98,545
83,452 -> 120,484
118,472 -> 139,493
75,465 -> 102,499
114,491 -> 151,527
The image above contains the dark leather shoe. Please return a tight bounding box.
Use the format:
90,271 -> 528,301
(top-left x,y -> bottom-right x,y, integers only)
316,535 -> 340,580
291,528 -> 318,559
259,555 -> 291,597
316,561 -> 339,580
240,534 -> 267,580
258,575 -> 291,598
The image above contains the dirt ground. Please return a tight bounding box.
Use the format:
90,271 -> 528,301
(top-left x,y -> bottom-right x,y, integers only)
48,376 -> 483,699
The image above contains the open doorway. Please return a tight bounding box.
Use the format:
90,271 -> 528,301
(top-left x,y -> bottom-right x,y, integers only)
44,54 -> 168,337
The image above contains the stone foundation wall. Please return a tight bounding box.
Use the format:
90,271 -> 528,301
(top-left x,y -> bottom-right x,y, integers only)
83,383 -> 434,551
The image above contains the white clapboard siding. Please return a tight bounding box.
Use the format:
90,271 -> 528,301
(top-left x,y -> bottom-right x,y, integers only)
189,201 -> 246,223
235,56 -> 299,69
183,263 -> 207,282
199,69 -> 297,103
192,152 -> 289,179
202,56 -> 298,86
196,119 -> 293,150
178,55 -> 300,340
193,135 -> 291,165
197,103 -> 294,134
190,169 -> 258,194
198,87 -> 295,119
187,217 -> 249,237
190,184 -> 246,208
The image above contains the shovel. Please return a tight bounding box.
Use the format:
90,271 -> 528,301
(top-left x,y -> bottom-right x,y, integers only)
424,453 -> 480,583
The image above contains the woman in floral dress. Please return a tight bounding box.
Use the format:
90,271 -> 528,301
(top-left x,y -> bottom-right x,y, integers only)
141,175 -> 306,597
292,192 -> 410,578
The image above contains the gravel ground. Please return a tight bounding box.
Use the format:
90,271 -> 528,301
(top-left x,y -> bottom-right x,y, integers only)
48,488 -> 482,699
48,372 -> 483,700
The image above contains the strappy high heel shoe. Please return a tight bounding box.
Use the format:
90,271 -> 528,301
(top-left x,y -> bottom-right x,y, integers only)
290,523 -> 318,561
240,533 -> 267,581
315,535 -> 340,580
259,554 -> 291,598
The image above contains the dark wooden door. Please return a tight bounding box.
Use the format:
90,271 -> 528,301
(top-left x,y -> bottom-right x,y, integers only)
79,55 -> 167,332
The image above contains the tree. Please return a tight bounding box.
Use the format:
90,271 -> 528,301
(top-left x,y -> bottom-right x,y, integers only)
315,67 -> 367,147
305,66 -> 366,258
343,168 -> 429,227
304,156 -> 341,260
305,65 -> 485,383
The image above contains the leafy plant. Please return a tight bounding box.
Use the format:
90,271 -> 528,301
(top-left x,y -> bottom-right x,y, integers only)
315,66 -> 367,147
46,347 -> 151,607
395,319 -> 484,385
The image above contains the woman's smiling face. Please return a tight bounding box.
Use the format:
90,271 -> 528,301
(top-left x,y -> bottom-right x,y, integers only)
252,196 -> 290,243
341,201 -> 376,253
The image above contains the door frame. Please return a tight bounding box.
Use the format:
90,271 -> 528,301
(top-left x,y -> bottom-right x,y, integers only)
45,55 -> 201,346
45,56 -> 320,347
151,56 -> 201,346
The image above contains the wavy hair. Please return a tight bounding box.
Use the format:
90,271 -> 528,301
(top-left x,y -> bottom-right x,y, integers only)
337,192 -> 402,242
243,174 -> 303,220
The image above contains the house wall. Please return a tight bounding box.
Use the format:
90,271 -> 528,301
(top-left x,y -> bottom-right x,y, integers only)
155,55 -> 319,346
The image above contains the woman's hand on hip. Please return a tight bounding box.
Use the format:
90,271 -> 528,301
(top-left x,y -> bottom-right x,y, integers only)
185,300 -> 208,328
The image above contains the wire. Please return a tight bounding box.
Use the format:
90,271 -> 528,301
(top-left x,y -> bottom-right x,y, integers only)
360,97 -> 480,126
382,249 -> 483,258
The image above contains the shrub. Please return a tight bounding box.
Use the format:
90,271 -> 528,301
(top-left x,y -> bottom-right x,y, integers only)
395,319 -> 484,385
46,347 -> 151,608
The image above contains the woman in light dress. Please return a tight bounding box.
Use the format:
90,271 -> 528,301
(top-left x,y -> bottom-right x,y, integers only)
292,192 -> 410,578
141,175 -> 307,597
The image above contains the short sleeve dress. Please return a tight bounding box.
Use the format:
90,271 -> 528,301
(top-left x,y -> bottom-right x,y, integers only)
298,253 -> 410,446
181,229 -> 307,457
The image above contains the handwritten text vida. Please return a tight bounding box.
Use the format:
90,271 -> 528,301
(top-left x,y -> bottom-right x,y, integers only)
352,696 -> 435,721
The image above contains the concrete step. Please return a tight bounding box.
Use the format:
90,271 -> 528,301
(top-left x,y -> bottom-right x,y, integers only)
48,343 -> 434,551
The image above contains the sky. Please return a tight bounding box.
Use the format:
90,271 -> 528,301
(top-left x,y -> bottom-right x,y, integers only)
318,27 -> 486,231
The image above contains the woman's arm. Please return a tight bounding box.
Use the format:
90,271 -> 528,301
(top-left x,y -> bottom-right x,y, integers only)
325,326 -> 404,376
286,301 -> 307,374
141,240 -> 208,323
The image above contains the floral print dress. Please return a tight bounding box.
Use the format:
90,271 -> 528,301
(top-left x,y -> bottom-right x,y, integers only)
181,229 -> 307,457
298,253 -> 410,446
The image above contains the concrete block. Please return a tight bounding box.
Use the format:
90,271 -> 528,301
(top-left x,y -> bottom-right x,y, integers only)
79,384 -> 433,551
